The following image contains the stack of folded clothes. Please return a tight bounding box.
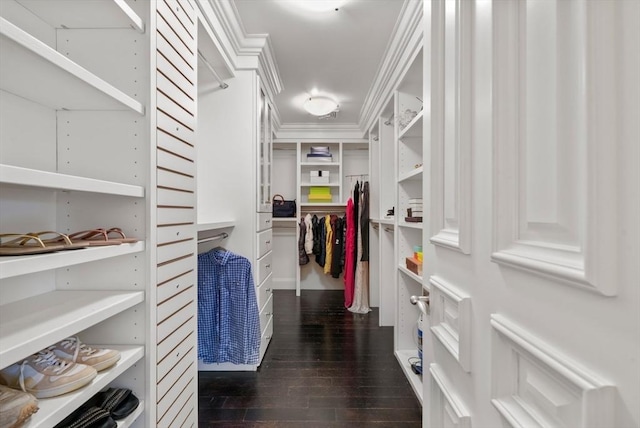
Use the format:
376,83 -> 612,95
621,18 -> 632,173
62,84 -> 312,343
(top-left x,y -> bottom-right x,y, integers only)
306,146 -> 333,162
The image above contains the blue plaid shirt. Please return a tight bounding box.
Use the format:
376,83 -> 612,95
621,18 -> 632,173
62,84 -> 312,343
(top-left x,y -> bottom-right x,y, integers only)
197,248 -> 260,364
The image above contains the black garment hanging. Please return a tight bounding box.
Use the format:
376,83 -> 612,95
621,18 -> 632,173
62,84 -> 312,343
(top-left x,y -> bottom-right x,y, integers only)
312,215 -> 322,256
315,216 -> 326,267
360,181 -> 370,262
330,216 -> 344,278
298,219 -> 309,265
351,181 -> 360,278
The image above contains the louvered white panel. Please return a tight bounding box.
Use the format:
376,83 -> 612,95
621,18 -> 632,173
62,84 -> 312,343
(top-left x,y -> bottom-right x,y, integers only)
157,206 -> 194,226
158,223 -> 192,245
157,187 -> 194,207
157,149 -> 195,178
157,256 -> 192,284
164,0 -> 195,36
157,373 -> 195,427
157,317 -> 196,363
157,269 -> 195,303
157,168 -> 194,192
156,13 -> 195,73
157,328 -> 195,380
157,53 -> 195,100
157,240 -> 194,266
157,35 -> 193,86
157,300 -> 194,343
157,346 -> 195,399
157,91 -> 195,130
157,71 -> 194,115
157,285 -> 194,324
157,110 -> 195,148
157,1 -> 194,59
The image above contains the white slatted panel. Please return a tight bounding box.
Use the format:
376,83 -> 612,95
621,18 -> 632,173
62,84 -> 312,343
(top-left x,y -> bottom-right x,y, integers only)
155,0 -> 197,423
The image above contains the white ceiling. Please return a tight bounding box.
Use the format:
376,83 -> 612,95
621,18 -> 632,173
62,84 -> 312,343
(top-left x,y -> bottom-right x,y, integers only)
231,0 -> 406,127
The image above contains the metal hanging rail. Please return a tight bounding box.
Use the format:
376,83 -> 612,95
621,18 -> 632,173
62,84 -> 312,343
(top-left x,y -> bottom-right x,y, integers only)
197,232 -> 229,244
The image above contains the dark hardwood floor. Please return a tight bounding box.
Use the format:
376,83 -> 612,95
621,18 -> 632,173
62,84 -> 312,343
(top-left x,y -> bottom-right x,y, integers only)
198,289 -> 422,427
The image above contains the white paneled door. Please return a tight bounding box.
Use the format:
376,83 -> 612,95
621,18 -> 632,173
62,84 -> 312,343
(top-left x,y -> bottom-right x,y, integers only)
423,0 -> 639,427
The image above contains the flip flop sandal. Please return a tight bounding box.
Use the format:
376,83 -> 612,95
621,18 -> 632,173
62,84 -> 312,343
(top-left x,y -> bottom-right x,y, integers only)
0,233 -> 66,256
95,388 -> 139,420
66,229 -> 122,247
54,406 -> 116,428
27,231 -> 90,251
103,228 -> 138,244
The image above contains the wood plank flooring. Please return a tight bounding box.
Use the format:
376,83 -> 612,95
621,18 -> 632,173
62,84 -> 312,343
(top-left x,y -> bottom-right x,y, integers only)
198,289 -> 422,427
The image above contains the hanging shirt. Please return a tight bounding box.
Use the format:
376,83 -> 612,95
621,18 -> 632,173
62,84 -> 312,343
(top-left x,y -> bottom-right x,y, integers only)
304,214 -> 314,254
323,215 -> 334,275
197,248 -> 260,365
344,198 -> 356,308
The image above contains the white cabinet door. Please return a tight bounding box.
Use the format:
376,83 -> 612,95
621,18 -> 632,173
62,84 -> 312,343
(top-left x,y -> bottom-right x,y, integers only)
423,1 -> 639,427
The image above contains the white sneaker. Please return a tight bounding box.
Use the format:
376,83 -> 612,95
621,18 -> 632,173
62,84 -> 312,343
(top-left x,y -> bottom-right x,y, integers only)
0,350 -> 97,399
0,384 -> 38,428
48,336 -> 120,372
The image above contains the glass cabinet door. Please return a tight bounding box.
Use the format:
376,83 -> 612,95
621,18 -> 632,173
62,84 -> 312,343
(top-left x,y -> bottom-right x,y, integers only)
257,88 -> 272,212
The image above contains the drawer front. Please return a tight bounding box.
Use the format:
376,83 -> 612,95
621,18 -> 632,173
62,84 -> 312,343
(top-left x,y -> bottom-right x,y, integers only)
256,251 -> 272,286
256,212 -> 272,232
256,228 -> 273,259
157,300 -> 195,343
257,273 -> 273,310
157,283 -> 195,325
259,293 -> 273,335
158,223 -> 193,246
259,316 -> 273,363
157,187 -> 195,207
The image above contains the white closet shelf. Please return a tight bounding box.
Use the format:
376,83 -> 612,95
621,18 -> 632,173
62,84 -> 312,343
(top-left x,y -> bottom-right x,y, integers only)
0,18 -> 144,114
0,242 -> 145,280
16,0 -> 144,32
378,218 -> 395,226
0,164 -> 145,197
300,203 -> 346,208
27,345 -> 144,428
398,110 -> 423,139
300,183 -> 340,187
398,221 -> 423,230
197,221 -> 236,231
398,166 -> 423,183
300,162 -> 340,167
398,264 -> 423,284
394,349 -> 424,405
0,290 -> 144,366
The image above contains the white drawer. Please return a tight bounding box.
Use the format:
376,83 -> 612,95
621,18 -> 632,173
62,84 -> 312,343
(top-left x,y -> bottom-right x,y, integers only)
257,272 -> 273,310
259,316 -> 273,363
256,251 -> 272,286
259,293 -> 273,335
256,228 -> 273,259
256,212 -> 272,232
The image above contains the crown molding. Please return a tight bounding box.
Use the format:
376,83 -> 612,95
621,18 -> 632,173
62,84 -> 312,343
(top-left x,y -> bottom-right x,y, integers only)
277,123 -> 365,140
358,0 -> 424,134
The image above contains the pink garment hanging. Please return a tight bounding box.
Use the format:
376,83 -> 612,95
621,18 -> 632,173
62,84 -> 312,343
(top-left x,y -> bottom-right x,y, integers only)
343,198 -> 355,308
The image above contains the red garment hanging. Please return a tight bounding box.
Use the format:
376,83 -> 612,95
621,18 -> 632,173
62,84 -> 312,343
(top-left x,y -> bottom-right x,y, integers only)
343,197 -> 355,308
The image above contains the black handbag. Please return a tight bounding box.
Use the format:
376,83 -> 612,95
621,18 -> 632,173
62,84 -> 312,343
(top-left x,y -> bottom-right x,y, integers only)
272,194 -> 296,217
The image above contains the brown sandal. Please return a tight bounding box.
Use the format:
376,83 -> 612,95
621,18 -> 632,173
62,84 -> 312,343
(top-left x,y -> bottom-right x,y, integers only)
66,229 -> 122,246
0,233 -> 66,256
28,230 -> 90,250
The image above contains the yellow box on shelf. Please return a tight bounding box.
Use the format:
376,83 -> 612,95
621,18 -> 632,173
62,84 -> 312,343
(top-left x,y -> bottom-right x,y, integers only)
309,186 -> 331,195
308,194 -> 333,202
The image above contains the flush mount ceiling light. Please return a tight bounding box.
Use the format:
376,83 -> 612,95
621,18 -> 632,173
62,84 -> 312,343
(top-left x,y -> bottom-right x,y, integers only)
304,96 -> 339,116
293,0 -> 347,12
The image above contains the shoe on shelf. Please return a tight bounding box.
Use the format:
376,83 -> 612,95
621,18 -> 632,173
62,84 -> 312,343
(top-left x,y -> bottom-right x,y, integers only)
54,405 -> 116,428
0,350 -> 97,399
48,336 -> 121,372
0,384 -> 38,428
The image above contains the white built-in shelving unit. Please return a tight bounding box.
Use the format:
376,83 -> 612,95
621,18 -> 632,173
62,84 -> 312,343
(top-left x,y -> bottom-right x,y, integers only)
0,0 -> 150,425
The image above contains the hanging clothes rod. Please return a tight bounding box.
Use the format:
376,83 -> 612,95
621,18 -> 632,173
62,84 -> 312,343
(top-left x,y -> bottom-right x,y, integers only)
345,174 -> 369,178
198,232 -> 229,244
197,50 -> 229,90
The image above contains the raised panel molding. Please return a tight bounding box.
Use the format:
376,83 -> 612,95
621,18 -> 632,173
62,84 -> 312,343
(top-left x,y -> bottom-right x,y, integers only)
429,276 -> 471,372
490,314 -> 615,428
429,0 -> 472,255
430,363 -> 472,428
491,0 -> 618,295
